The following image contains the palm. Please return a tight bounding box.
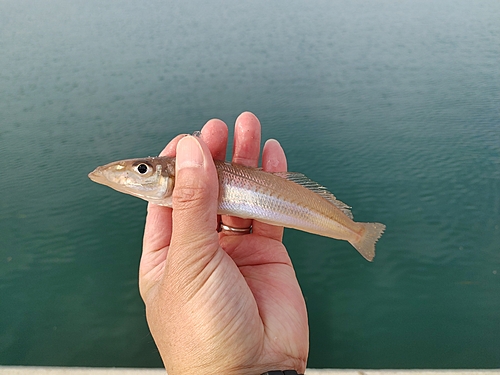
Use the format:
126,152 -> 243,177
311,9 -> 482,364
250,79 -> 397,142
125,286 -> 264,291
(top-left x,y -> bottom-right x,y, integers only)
217,233 -> 308,366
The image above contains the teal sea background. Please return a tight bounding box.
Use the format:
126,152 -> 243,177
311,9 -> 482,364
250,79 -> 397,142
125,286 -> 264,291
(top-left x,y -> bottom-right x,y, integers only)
1,0 -> 499,369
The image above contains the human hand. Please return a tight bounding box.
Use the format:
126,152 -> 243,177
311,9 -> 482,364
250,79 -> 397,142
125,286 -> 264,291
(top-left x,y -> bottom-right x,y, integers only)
138,112 -> 309,375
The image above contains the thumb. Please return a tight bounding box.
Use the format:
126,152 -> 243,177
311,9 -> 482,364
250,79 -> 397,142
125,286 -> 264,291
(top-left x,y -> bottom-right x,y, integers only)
167,135 -> 220,274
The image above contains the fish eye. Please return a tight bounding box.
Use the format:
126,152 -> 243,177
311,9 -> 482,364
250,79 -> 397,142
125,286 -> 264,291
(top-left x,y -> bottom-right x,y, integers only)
136,163 -> 149,174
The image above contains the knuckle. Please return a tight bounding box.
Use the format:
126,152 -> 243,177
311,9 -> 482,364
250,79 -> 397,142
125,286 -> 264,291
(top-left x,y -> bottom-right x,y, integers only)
172,183 -> 208,210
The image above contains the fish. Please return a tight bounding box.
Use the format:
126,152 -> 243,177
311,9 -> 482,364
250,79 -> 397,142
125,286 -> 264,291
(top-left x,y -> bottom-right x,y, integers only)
88,157 -> 385,261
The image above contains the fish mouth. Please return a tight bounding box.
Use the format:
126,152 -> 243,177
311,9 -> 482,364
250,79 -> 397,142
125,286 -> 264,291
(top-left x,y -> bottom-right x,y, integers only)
88,167 -> 106,184
88,166 -> 145,198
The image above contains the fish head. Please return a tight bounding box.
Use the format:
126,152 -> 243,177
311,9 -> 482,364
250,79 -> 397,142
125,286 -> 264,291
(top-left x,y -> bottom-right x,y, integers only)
88,157 -> 175,206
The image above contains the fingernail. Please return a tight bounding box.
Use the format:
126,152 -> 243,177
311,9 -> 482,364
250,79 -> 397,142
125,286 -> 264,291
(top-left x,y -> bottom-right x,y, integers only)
264,138 -> 281,148
176,135 -> 204,170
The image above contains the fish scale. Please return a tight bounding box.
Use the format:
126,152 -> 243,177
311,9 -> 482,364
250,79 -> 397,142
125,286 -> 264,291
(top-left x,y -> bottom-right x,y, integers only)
89,156 -> 385,261
216,162 -> 355,235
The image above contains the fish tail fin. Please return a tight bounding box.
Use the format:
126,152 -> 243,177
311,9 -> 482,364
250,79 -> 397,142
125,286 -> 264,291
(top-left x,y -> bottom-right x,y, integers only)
349,222 -> 386,261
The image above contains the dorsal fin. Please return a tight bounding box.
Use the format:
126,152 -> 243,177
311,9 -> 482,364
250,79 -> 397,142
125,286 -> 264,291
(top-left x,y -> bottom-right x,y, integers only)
272,171 -> 353,219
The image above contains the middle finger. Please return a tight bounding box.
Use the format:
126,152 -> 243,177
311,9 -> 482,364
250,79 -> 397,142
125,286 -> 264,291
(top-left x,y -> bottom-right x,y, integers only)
220,112 -> 261,232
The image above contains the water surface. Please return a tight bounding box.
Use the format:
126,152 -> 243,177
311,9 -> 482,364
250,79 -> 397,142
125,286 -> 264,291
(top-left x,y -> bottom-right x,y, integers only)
1,0 -> 499,369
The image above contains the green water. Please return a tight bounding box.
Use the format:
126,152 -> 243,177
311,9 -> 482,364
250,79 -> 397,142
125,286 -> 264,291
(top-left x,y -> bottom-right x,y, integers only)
1,0 -> 499,369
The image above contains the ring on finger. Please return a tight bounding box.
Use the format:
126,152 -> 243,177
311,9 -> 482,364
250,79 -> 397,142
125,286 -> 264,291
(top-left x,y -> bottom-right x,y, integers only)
218,222 -> 252,234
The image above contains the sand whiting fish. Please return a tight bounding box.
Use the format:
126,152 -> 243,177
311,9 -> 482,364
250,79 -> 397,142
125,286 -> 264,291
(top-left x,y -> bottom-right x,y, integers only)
89,157 -> 385,261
